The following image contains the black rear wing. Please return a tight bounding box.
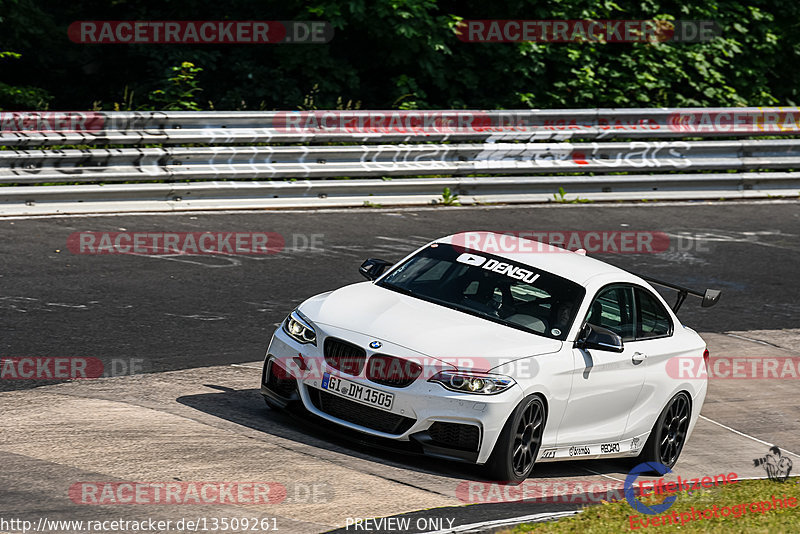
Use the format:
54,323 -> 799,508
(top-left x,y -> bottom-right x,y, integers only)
636,274 -> 721,313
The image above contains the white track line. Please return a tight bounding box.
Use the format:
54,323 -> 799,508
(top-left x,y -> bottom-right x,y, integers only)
724,333 -> 774,345
578,465 -> 626,483
700,415 -> 800,458
419,511 -> 580,534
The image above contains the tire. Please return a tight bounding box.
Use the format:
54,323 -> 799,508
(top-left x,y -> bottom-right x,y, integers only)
485,395 -> 546,483
636,392 -> 691,470
263,396 -> 283,410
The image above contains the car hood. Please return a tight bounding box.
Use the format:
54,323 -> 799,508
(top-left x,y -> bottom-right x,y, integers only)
299,282 -> 562,371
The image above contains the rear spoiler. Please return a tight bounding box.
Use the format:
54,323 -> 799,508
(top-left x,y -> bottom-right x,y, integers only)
636,274 -> 721,313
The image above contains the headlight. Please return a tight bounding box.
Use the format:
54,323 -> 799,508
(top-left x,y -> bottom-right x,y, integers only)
429,371 -> 515,395
283,310 -> 317,345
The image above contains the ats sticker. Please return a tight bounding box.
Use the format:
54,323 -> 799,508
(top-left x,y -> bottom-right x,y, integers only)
541,449 -> 556,459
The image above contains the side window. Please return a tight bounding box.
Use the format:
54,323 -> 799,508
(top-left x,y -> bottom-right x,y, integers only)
587,286 -> 636,342
636,288 -> 673,339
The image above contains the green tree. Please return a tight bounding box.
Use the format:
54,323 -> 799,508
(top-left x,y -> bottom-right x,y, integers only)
149,61 -> 205,111
0,0 -> 798,110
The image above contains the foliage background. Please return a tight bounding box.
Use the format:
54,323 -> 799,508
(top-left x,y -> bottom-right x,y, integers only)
0,0 -> 797,111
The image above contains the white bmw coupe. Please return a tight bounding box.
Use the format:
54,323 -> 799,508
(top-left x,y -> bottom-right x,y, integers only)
261,232 -> 719,482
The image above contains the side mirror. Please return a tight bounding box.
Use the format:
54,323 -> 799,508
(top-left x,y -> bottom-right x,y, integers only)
359,258 -> 393,281
576,323 -> 624,353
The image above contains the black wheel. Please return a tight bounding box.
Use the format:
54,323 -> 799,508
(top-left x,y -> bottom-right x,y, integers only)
485,395 -> 546,483
637,392 -> 691,469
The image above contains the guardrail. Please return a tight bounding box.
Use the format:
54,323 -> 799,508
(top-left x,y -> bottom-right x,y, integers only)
1,108 -> 799,215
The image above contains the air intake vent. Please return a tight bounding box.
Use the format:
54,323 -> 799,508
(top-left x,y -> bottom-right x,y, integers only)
264,359 -> 297,398
428,422 -> 481,452
308,388 -> 415,434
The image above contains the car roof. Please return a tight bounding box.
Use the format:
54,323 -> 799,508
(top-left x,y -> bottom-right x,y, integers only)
435,231 -> 641,286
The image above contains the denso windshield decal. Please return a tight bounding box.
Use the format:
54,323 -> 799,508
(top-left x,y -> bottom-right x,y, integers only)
483,259 -> 540,283
457,252 -> 540,283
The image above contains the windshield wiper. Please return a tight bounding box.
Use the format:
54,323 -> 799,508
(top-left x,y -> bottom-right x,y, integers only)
377,282 -> 417,298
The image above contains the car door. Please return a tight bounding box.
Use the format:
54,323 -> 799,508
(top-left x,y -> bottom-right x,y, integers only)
622,286 -> 678,439
556,284 -> 647,447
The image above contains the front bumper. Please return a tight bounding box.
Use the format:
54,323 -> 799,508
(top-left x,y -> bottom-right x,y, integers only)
260,323 -> 522,464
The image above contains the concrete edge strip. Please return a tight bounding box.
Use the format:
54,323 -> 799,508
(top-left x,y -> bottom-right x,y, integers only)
1,198 -> 799,220
723,332 -> 788,350
699,415 -> 800,458
1,189 -> 799,218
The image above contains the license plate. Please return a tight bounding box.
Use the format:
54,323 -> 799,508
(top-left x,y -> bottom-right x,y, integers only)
321,372 -> 394,411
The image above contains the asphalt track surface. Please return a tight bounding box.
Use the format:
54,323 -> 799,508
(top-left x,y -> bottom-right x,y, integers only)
1,200 -> 800,533
2,201 -> 799,387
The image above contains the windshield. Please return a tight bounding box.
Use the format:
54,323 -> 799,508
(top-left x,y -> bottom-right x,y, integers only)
377,243 -> 585,340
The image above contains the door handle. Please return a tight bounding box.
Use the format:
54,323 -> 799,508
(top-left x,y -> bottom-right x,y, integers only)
632,352 -> 647,364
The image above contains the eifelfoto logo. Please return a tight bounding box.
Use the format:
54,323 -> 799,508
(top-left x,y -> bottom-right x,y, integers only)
624,462 -> 738,517
625,462 -> 677,515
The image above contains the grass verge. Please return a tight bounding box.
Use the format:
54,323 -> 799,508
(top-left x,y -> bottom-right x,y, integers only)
502,478 -> 800,534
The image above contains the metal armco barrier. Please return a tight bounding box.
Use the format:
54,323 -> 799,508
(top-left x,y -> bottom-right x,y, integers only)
1,108 -> 799,215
